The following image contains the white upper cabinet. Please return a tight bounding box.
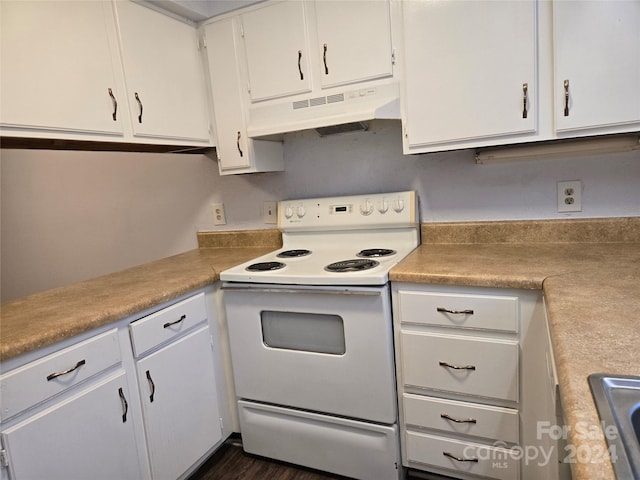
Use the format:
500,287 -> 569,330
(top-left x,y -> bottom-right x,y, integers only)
0,1 -> 124,136
401,0 -> 537,153
239,0 -> 394,103
114,1 -> 211,143
241,1 -> 313,102
314,0 -> 393,89
553,0 -> 640,134
1,0 -> 211,146
202,17 -> 284,175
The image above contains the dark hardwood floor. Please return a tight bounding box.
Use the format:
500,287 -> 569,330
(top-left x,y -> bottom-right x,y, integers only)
187,438 -> 454,480
188,440 -> 347,480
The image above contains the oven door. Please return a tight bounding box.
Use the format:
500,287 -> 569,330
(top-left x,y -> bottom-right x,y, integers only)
222,283 -> 397,424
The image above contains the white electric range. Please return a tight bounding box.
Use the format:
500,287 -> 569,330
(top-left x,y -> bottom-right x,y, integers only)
220,191 -> 419,480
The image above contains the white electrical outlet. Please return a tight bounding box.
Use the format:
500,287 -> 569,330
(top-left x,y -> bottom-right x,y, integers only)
557,180 -> 582,213
263,201 -> 277,224
211,203 -> 227,225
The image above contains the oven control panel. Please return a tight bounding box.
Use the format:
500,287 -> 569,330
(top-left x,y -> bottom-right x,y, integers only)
278,191 -> 417,231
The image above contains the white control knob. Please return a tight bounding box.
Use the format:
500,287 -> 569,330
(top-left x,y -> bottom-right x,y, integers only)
393,199 -> 405,213
377,199 -> 389,214
360,199 -> 374,216
296,205 -> 306,218
284,206 -> 294,219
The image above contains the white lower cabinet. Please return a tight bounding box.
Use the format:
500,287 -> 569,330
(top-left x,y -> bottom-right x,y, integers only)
0,329 -> 146,480
134,327 -> 222,480
1,371 -> 143,480
0,287 -> 230,480
393,283 -> 562,480
129,292 -> 223,480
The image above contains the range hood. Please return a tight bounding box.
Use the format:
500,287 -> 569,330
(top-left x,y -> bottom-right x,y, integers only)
246,82 -> 400,138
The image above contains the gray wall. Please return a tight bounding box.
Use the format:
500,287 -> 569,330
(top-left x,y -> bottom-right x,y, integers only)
2,120 -> 639,300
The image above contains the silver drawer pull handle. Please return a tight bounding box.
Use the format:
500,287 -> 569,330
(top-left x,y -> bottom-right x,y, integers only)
437,307 -> 474,315
439,361 -> 476,371
46,359 -> 86,381
443,451 -> 479,463
441,413 -> 477,424
163,314 -> 186,328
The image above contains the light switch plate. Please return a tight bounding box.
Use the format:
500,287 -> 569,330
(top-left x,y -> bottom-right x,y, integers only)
263,201 -> 277,224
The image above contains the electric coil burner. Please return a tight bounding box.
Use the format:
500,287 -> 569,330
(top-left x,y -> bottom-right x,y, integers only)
245,261 -> 286,272
276,249 -> 312,258
324,258 -> 380,272
220,191 -> 419,480
356,248 -> 397,258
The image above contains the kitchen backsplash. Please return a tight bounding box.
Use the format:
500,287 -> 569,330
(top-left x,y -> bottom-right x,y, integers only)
2,120 -> 639,300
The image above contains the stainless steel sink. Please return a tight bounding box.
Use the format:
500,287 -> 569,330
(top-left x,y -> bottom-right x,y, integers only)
589,374 -> 640,479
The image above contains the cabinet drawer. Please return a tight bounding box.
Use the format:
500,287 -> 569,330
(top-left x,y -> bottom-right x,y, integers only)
398,290 -> 518,332
129,293 -> 207,357
0,329 -> 121,422
403,393 -> 519,444
406,431 -> 520,480
401,331 -> 519,401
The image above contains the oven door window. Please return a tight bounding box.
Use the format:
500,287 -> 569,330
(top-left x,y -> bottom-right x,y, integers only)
261,311 -> 346,355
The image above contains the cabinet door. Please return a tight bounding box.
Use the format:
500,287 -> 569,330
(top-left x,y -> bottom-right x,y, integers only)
315,0 -> 393,89
402,0 -> 537,149
0,1 -> 123,135
553,1 -> 640,132
114,1 -> 210,142
241,1 -> 312,102
1,372 -> 143,480
203,19 -> 284,175
204,19 -> 251,170
136,326 -> 222,480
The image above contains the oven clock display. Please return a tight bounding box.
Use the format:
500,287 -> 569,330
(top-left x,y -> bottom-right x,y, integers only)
330,204 -> 352,214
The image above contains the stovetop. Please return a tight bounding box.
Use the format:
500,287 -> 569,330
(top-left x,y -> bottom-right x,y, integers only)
220,191 -> 419,286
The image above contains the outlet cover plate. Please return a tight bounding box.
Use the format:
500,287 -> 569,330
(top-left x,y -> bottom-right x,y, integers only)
557,180 -> 582,213
212,203 -> 227,225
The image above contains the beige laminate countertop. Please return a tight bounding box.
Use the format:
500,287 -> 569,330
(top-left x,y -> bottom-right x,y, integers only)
390,218 -> 640,480
0,230 -> 281,362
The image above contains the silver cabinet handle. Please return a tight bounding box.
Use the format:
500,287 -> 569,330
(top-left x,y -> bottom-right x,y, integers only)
46,359 -> 86,381
134,92 -> 143,123
163,314 -> 186,329
522,82 -> 528,119
437,307 -> 474,315
146,370 -> 155,403
108,88 -> 117,121
439,361 -> 476,371
441,413 -> 477,424
323,43 -> 329,74
236,131 -> 244,157
443,451 -> 478,463
563,79 -> 570,116
118,387 -> 128,423
298,50 -> 304,80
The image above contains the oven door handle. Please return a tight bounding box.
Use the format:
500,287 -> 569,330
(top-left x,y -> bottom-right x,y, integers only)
221,285 -> 382,296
